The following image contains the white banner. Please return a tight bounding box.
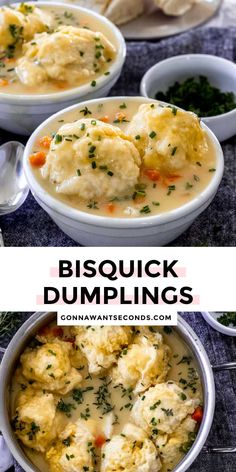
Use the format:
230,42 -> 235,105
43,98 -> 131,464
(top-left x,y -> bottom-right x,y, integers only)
0,247 -> 235,320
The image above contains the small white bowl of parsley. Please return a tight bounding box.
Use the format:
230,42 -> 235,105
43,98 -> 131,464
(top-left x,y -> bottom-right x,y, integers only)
202,312 -> 236,336
141,54 -> 236,142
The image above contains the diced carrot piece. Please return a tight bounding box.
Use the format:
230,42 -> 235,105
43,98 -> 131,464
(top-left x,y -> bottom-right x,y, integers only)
166,174 -> 181,182
144,168 -> 160,181
192,406 -> 203,424
29,151 -> 46,167
52,327 -> 63,337
106,203 -> 116,214
99,115 -> 109,123
55,80 -> 69,89
0,78 -> 9,86
133,196 -> 145,204
4,57 -> 14,63
38,135 -> 52,149
95,436 -> 106,448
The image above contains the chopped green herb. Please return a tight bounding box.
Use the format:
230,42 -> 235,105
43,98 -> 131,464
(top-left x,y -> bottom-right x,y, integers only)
149,131 -> 157,139
156,76 -> 236,117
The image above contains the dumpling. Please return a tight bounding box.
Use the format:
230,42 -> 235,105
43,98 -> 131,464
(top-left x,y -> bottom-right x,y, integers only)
154,0 -> 198,16
73,326 -> 133,374
0,5 -> 53,51
101,423 -> 161,472
132,382 -> 199,437
12,389 -> 58,452
158,416 -> 197,470
41,119 -> 141,201
112,327 -> 171,394
127,103 -> 208,173
46,420 -> 96,472
105,0 -> 144,25
15,25 -> 115,86
20,341 -> 82,394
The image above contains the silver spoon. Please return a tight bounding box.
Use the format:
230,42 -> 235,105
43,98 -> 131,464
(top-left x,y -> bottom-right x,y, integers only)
0,141 -> 29,246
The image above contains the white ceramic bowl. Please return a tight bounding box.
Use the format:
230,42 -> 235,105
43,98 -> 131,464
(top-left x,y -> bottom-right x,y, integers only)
23,96 -> 224,247
141,54 -> 236,142
202,312 -> 236,337
0,2 -> 126,136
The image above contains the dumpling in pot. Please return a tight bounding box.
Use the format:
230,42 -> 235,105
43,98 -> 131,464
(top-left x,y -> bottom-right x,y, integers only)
20,341 -> 82,394
158,416 -> 197,470
16,26 -> 115,86
154,0 -> 198,16
132,381 -> 199,437
112,327 -> 171,394
105,0 -> 144,25
41,119 -> 141,201
127,103 -> 208,173
0,4 -> 53,51
101,423 -> 161,472
46,420 -> 97,472
73,326 -> 133,374
12,389 -> 58,452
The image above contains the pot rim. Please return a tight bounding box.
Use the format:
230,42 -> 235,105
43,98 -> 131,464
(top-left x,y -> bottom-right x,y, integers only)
0,312 -> 215,472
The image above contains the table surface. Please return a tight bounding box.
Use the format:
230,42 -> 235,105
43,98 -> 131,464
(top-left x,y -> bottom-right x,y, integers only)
0,312 -> 236,471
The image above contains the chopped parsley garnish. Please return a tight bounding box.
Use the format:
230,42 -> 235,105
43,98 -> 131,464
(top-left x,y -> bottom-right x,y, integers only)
209,168 -> 216,172
87,200 -> 99,209
171,146 -> 177,156
217,312 -> 236,327
135,135 -> 141,140
107,170 -> 114,177
57,399 -> 75,417
167,185 -> 176,196
185,182 -> 193,190
156,76 -> 236,117
177,356 -> 192,365
150,400 -> 161,410
80,107 -> 92,116
149,131 -> 157,139
62,436 -> 71,447
140,205 -> 151,214
119,103 -> 127,109
161,408 -> 173,416
72,386 -> 94,404
91,80 -> 97,87
94,378 -> 114,415
77,169 -> 81,176
55,134 -> 62,144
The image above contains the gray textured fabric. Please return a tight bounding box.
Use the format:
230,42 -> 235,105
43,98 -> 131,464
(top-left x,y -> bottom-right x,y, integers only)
0,27 -> 236,246
0,312 -> 236,471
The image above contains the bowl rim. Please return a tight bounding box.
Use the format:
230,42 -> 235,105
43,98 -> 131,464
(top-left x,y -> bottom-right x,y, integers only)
0,1 -> 126,104
23,95 -> 224,229
0,312 -> 215,472
140,53 -> 236,121
201,311 -> 236,337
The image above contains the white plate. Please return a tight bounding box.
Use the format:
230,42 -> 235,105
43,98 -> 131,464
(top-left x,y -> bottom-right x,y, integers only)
120,0 -> 222,40
202,312 -> 236,336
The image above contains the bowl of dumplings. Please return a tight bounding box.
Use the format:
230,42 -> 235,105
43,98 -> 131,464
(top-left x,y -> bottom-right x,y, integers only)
0,311 -> 215,472
23,96 -> 224,246
0,2 -> 126,135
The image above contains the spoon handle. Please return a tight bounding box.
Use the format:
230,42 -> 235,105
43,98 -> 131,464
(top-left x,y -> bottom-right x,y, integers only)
0,227 -> 4,247
203,446 -> 236,453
